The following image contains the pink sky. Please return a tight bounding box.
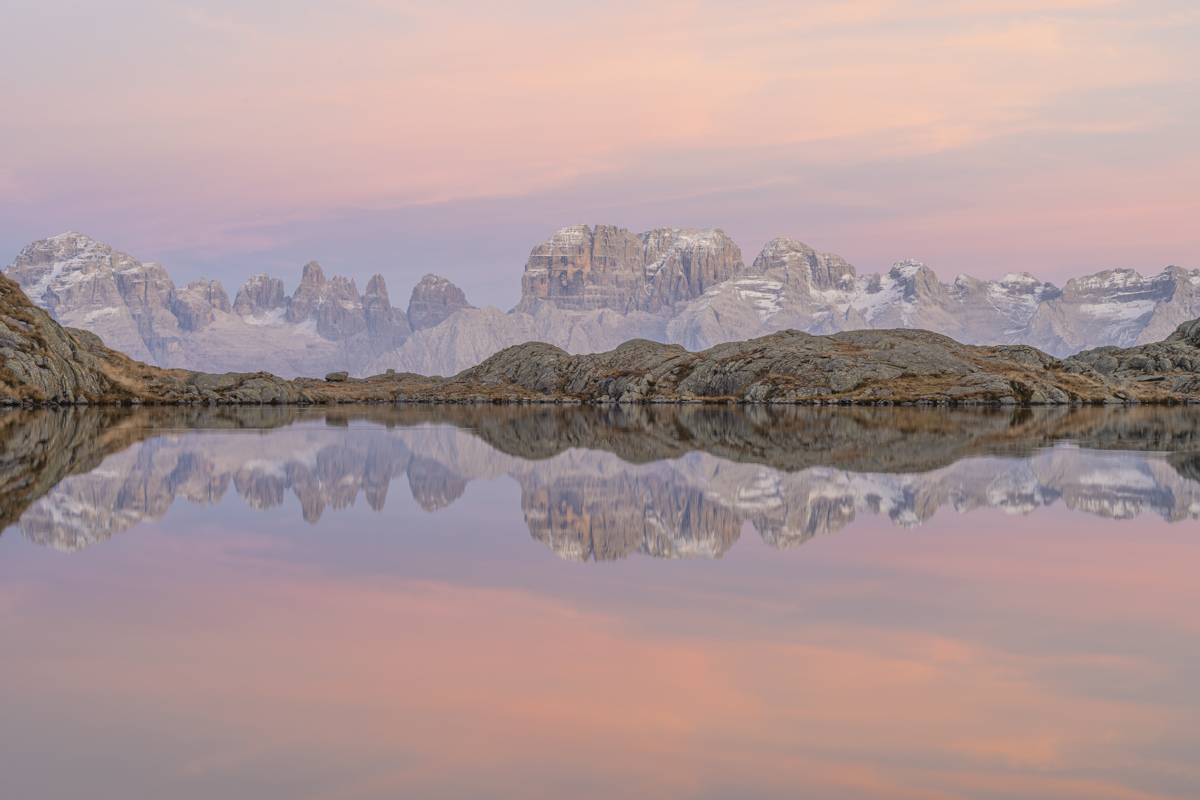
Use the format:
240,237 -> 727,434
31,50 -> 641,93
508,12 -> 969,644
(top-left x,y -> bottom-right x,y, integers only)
2,0 -> 1198,307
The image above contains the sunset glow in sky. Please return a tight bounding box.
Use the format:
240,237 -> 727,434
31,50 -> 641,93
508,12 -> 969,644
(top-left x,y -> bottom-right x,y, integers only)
2,1 -> 1198,307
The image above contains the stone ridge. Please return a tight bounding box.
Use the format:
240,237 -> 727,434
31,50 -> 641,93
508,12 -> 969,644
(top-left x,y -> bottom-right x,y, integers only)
3,233 -> 471,378
8,227 -> 1200,382
408,273 -> 473,330
10,263 -> 1200,409
514,224 -> 745,315
370,228 -> 1199,376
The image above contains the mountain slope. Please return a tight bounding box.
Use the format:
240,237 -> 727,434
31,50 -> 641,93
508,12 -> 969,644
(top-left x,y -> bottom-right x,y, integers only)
365,227 -> 1195,375
8,226 -> 1196,377
4,233 -> 417,378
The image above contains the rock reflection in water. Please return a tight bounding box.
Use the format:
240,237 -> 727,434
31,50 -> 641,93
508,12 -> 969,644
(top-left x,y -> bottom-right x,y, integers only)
5,404 -> 1200,559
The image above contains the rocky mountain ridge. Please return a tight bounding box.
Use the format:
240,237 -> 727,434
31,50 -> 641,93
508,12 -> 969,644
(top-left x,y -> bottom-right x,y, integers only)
367,227 -> 1199,375
14,255 -> 1200,409
7,226 -> 1196,379
4,233 -> 436,377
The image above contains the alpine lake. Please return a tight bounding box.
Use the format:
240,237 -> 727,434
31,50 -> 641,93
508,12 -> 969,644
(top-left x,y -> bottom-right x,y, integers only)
2,404 -> 1198,800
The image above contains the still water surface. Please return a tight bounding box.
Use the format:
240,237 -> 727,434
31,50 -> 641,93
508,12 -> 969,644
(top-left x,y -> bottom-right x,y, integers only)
1,406 -> 1198,799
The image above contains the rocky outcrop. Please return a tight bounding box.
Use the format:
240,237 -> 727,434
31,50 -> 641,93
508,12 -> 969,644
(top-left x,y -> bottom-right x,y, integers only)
8,227 -> 1198,381
514,224 -> 745,315
1024,266 -> 1200,354
407,274 -> 473,330
5,232 -> 171,363
667,240 -> 1064,352
363,274 -> 412,355
233,274 -> 288,316
446,330 -> 1077,405
0,271 -> 132,404
11,250 -> 1200,411
169,278 -> 231,331
4,235 -> 414,378
0,271 -> 311,406
336,320 -> 1200,407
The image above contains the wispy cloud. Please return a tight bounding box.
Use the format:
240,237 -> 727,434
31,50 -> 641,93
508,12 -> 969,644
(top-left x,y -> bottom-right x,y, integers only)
1,0 -> 1196,296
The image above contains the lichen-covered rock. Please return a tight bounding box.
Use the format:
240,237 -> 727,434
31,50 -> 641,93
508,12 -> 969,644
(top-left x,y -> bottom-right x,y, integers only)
0,274 -> 119,404
452,329 -> 1077,405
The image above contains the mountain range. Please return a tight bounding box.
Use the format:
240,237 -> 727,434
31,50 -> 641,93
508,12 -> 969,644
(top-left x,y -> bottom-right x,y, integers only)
6,226 -> 1198,377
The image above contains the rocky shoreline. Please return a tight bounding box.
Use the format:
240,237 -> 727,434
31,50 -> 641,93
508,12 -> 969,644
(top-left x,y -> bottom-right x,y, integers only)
9,271 -> 1200,407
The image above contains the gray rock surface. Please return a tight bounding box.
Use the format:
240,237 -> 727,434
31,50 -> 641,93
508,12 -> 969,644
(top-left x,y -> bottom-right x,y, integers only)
514,224 -> 745,315
0,272 -> 123,404
169,278 -> 231,331
407,273 -> 473,330
4,234 -> 415,378
8,227 -> 1198,381
367,227 -> 1196,377
233,274 -> 288,316
449,329 -> 1073,406
12,247 -> 1200,411
363,274 -> 412,355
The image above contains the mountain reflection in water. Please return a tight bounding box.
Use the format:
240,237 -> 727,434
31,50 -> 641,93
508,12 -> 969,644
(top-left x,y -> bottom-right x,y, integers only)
4,404 -> 1200,800
5,405 -> 1200,559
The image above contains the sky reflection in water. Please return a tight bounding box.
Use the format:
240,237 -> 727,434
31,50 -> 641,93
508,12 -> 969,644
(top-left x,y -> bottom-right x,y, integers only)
0,406 -> 1197,800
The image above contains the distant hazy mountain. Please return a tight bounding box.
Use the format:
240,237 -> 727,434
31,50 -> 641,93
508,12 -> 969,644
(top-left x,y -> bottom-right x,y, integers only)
7,226 -> 1197,378
369,226 -> 1200,374
4,233 -> 427,377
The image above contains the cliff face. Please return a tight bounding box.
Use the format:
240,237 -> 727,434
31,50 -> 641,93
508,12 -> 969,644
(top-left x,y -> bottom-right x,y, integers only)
8,227 -> 1198,380
170,278 -> 231,332
233,274 -> 287,316
407,273 -> 473,330
666,240 -> 1063,352
1024,266 -> 1200,355
515,225 -> 745,315
6,232 -> 173,363
371,226 -> 1195,377
4,234 -> 433,378
666,244 -> 1200,357
364,275 -> 412,356
0,270 -> 197,405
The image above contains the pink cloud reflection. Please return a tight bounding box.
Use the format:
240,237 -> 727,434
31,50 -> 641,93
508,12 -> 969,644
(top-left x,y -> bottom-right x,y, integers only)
0,502 -> 1197,798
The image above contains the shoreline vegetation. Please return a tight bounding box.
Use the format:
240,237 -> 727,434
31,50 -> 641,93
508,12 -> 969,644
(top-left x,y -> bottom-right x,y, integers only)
8,271 -> 1200,408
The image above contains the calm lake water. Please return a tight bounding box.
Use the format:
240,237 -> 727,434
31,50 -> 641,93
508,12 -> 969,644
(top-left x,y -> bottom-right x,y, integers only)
1,405 -> 1198,800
